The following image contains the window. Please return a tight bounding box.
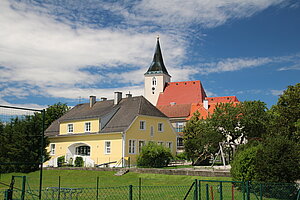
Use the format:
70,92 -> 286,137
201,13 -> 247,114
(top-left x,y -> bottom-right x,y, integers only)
75,145 -> 90,156
138,140 -> 145,153
67,124 -> 74,133
157,141 -> 164,146
105,141 -> 111,154
152,77 -> 157,86
85,122 -> 91,132
150,126 -> 154,137
176,122 -> 184,133
140,121 -> 146,130
177,137 -> 184,147
166,142 -> 172,149
158,123 -> 164,132
50,144 -> 55,155
129,140 -> 136,154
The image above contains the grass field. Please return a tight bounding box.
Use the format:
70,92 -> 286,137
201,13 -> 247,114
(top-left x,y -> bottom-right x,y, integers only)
0,169 -> 232,190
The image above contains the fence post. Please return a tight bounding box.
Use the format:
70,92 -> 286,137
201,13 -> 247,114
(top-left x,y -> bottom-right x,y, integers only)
260,183 -> 262,200
219,182 -> 223,200
194,179 -> 198,200
139,177 -> 141,200
206,184 -> 209,200
58,176 -> 61,200
21,176 -> 26,200
246,181 -> 250,200
199,180 -> 201,200
129,185 -> 133,200
96,177 -> 99,200
242,182 -> 245,200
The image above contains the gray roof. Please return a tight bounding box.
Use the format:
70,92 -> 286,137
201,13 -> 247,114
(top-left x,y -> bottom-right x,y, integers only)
45,96 -> 167,137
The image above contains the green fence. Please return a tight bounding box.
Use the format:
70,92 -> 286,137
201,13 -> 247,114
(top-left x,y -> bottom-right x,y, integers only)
1,178 -> 299,200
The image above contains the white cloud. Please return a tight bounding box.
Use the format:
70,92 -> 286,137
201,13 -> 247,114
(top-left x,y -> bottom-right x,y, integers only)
270,89 -> 283,96
0,0 -> 295,107
278,64 -> 300,71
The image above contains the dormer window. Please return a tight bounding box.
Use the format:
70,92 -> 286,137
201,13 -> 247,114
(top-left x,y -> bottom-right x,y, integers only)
85,122 -> 91,132
67,124 -> 73,133
152,77 -> 157,86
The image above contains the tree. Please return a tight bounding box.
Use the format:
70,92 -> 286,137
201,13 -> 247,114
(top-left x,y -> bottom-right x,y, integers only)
269,83 -> 300,143
44,103 -> 69,129
0,103 -> 69,173
183,111 -> 224,165
137,142 -> 173,168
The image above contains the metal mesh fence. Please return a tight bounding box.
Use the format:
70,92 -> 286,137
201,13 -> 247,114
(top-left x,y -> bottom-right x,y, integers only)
1,179 -> 299,200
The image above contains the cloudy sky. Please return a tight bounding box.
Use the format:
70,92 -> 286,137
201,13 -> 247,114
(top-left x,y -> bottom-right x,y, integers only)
0,0 -> 299,109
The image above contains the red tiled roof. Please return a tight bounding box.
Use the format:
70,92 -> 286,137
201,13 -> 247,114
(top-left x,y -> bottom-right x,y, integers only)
205,96 -> 239,103
157,80 -> 207,106
157,104 -> 191,118
187,96 -> 239,120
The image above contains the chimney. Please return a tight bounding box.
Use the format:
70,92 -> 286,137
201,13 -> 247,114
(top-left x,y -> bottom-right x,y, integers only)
89,96 -> 96,107
203,99 -> 208,110
126,93 -> 132,98
101,97 -> 107,101
114,92 -> 122,105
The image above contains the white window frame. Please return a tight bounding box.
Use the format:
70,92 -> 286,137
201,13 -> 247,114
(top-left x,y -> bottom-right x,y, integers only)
50,143 -> 55,155
158,123 -> 164,132
128,139 -> 136,154
67,124 -> 74,133
138,140 -> 145,153
85,122 -> 91,132
105,141 -> 111,154
140,121 -> 146,130
157,141 -> 164,146
166,142 -> 172,149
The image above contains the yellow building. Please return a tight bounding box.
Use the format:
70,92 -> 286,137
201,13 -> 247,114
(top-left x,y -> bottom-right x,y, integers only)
45,93 -> 177,167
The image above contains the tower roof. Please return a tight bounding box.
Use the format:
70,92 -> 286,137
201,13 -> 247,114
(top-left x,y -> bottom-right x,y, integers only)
145,37 -> 170,76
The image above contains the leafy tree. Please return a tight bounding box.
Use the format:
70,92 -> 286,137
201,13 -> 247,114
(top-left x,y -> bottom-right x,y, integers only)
137,142 -> 173,168
44,103 -> 69,129
0,103 -> 69,173
74,157 -> 84,167
183,111 -> 224,165
269,83 -> 300,142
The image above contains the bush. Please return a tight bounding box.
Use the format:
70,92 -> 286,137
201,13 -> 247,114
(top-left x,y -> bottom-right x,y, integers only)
137,142 -> 173,168
175,152 -> 188,160
231,144 -> 261,182
57,156 -> 65,167
231,136 -> 300,184
255,136 -> 300,183
74,157 -> 84,167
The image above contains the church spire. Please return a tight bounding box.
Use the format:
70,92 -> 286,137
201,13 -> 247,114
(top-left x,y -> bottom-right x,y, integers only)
145,36 -> 170,76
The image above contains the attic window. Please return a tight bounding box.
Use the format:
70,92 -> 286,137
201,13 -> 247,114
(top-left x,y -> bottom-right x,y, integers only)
227,97 -> 230,100
184,82 -> 187,85
211,99 -> 214,101
176,83 -> 178,85
193,82 -> 195,84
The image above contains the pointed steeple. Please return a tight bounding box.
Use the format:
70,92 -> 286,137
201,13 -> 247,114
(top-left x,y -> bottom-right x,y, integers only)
145,36 -> 170,76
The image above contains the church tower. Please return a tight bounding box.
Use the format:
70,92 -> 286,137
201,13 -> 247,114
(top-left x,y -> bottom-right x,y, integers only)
144,37 -> 171,105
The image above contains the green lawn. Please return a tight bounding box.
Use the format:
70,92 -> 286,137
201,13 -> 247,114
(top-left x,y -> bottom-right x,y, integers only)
0,169 -> 231,190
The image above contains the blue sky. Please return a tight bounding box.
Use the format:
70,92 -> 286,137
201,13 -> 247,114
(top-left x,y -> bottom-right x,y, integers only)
0,0 -> 299,109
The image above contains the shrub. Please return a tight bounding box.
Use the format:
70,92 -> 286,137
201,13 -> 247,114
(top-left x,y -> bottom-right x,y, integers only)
137,142 -> 173,168
175,152 -> 188,160
57,156 -> 65,167
231,144 -> 261,182
74,157 -> 84,167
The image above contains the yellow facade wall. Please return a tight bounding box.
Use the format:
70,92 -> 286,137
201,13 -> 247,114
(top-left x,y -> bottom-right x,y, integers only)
46,133 -> 122,166
59,118 -> 100,135
124,115 -> 177,164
